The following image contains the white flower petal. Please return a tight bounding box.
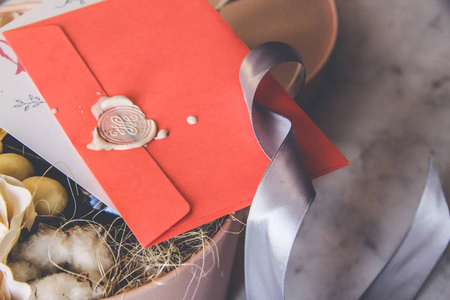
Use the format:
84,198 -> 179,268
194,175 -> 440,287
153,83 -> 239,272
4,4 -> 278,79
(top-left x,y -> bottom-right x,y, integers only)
0,176 -> 33,231
0,175 -> 36,264
0,229 -> 20,264
0,263 -> 31,300
0,190 -> 8,229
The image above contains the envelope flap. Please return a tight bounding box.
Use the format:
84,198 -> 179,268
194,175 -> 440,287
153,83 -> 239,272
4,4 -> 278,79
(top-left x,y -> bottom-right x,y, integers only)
4,25 -> 191,247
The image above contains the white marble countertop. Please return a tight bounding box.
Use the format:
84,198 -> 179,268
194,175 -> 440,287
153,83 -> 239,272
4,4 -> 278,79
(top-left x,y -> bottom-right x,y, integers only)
231,0 -> 450,299
292,0 -> 450,299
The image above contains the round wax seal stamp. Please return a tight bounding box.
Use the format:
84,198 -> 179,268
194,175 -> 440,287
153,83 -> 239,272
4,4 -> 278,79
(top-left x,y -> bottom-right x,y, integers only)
98,106 -> 152,145
88,96 -> 157,150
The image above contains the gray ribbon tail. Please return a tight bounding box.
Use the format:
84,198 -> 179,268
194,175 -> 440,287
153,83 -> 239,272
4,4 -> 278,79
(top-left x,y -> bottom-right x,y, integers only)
361,160 -> 450,300
240,42 -> 315,300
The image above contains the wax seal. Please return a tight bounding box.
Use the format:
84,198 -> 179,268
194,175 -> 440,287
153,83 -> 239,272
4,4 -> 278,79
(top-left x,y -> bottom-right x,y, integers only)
88,96 -> 157,150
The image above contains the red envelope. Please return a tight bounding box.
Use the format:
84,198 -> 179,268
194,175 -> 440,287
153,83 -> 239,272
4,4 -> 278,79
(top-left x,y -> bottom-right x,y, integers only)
4,0 -> 348,247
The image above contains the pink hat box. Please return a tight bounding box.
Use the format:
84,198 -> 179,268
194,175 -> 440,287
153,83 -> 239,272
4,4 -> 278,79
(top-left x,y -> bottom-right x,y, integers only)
104,210 -> 245,300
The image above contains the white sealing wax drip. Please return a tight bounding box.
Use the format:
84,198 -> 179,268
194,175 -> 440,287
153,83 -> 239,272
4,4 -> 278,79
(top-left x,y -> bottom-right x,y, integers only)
187,115 -> 198,124
87,96 -> 157,150
155,129 -> 169,140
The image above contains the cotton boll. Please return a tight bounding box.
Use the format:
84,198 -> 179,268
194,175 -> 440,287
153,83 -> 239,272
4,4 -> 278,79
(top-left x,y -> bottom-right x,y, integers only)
12,225 -> 114,289
69,228 -> 99,272
14,225 -> 71,273
30,273 -> 104,300
69,227 -> 114,280
8,260 -> 42,282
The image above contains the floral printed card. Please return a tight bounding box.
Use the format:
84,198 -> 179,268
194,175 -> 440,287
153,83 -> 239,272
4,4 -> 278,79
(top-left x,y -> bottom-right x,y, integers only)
0,0 -> 114,208
0,0 -> 114,209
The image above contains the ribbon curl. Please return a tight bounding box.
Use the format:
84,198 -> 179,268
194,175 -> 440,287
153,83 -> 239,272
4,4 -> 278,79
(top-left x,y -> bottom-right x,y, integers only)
240,42 -> 315,300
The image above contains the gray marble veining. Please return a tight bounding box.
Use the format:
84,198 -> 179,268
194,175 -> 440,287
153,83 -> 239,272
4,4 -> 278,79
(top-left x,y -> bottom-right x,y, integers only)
286,0 -> 450,299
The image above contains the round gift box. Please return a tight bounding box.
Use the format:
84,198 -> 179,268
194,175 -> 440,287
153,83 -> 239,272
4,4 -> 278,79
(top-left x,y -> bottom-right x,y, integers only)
209,0 -> 338,108
104,210 -> 245,300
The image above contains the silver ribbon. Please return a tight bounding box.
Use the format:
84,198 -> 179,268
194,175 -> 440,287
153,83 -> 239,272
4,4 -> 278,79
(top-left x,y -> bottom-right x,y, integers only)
240,42 -> 315,300
360,160 -> 450,300
240,42 -> 450,300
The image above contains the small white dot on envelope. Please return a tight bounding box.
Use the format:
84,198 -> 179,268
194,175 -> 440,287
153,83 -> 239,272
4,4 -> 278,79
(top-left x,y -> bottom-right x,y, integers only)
51,108 -> 58,114
187,116 -> 198,125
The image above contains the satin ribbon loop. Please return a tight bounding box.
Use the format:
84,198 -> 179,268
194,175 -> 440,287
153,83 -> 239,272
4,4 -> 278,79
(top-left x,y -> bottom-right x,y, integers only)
240,42 -> 305,160
240,42 -> 315,300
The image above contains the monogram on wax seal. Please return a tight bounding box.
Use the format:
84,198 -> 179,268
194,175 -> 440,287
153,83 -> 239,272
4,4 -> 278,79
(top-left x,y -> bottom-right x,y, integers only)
87,96 -> 157,150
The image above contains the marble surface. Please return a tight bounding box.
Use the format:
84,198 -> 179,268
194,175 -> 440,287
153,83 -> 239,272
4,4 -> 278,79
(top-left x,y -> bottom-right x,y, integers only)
231,0 -> 450,299
294,0 -> 450,299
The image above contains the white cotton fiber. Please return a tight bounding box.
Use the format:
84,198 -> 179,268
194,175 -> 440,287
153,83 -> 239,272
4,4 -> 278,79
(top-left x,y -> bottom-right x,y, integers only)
13,226 -> 71,273
8,260 -> 41,282
69,226 -> 114,281
12,224 -> 114,284
30,273 -> 104,300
